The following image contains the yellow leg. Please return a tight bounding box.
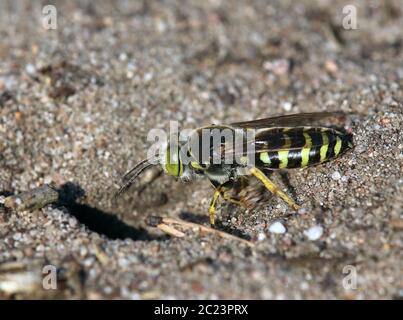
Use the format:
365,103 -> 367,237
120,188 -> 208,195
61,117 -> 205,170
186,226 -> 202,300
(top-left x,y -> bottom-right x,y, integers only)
209,181 -> 240,204
209,189 -> 221,225
209,181 -> 248,225
249,167 -> 301,210
221,192 -> 242,206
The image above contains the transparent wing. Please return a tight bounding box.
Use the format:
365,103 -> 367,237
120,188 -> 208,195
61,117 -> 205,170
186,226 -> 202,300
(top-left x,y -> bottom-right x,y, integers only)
190,112 -> 346,163
230,111 -> 346,129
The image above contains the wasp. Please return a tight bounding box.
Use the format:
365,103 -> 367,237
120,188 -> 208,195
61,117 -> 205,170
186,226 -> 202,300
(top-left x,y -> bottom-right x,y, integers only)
116,112 -> 353,225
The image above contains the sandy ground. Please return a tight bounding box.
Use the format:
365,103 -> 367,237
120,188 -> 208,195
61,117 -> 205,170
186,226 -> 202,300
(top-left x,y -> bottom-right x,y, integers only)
0,0 -> 402,299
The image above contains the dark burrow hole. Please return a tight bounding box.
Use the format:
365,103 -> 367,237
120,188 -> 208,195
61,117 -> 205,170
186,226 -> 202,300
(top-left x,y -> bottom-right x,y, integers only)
56,182 -> 161,241
2,182 -> 251,242
58,182 -> 251,242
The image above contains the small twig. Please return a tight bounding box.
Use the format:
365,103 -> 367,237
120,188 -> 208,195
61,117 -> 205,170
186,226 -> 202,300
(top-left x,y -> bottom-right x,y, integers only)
146,216 -> 255,248
157,223 -> 186,238
4,184 -> 59,211
93,245 -> 109,266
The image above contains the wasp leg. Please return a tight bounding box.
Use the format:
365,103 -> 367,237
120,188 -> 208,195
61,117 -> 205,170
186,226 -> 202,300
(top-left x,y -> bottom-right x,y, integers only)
249,167 -> 301,210
209,189 -> 221,226
209,181 -> 244,225
221,192 -> 242,206
209,180 -> 250,225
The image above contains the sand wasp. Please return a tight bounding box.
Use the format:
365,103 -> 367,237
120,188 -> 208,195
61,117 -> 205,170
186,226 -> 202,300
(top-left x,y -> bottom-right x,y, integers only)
116,112 -> 353,225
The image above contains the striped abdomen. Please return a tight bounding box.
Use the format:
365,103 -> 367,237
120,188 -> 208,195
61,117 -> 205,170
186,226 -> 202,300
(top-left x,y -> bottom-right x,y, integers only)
255,127 -> 353,169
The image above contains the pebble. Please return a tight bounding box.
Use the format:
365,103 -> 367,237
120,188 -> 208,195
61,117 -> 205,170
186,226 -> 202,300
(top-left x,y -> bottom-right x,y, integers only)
324,60 -> 338,73
143,72 -> 153,82
83,257 -> 95,267
69,218 -> 77,227
25,63 -> 36,74
268,221 -> 286,234
257,233 -> 266,241
13,232 -> 22,241
304,226 -> 323,241
332,171 -> 342,181
298,207 -> 307,215
263,59 -> 290,76
282,101 -> 292,112
300,281 -> 309,290
103,286 -> 113,294
118,52 -> 128,61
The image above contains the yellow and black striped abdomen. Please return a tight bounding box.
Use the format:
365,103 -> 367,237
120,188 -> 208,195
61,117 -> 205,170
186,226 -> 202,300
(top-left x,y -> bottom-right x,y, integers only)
256,127 -> 353,169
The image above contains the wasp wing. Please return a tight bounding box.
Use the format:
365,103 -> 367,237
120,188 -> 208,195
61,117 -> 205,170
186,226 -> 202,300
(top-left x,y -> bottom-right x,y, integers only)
219,127 -> 336,162
191,112 -> 345,164
230,111 -> 345,129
